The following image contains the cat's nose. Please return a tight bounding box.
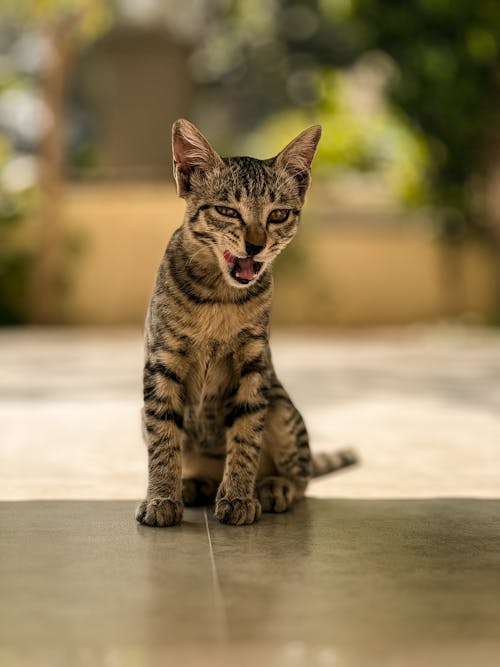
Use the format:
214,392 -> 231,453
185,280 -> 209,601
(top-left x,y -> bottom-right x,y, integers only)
245,241 -> 264,257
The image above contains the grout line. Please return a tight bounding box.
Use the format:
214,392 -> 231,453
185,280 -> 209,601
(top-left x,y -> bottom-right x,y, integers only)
203,508 -> 230,642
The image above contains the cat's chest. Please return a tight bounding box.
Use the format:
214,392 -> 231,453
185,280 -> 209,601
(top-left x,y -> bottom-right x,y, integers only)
189,303 -> 250,345
184,340 -> 236,406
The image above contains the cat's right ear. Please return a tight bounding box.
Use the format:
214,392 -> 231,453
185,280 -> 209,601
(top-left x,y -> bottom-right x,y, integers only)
172,119 -> 223,197
274,125 -> 322,199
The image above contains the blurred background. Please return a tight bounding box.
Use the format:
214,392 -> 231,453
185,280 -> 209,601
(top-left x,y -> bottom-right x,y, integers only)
1,0 -> 499,328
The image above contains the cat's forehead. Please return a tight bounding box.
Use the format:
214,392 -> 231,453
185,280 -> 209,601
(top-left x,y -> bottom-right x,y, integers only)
207,156 -> 297,204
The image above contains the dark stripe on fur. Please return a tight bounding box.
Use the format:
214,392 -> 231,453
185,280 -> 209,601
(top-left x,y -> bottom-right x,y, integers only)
225,401 -> 268,428
311,449 -> 358,477
145,406 -> 184,430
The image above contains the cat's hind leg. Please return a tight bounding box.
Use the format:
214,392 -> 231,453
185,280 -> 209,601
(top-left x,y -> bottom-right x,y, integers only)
256,476 -> 295,512
257,382 -> 313,513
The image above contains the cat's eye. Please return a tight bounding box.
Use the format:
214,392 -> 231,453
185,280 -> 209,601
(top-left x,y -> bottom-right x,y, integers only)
215,206 -> 240,219
268,209 -> 290,223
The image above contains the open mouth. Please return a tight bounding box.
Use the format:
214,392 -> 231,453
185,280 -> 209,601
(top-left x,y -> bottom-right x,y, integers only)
223,250 -> 263,284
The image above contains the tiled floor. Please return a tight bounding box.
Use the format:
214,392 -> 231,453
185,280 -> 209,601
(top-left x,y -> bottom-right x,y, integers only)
1,327 -> 500,666
1,499 -> 500,667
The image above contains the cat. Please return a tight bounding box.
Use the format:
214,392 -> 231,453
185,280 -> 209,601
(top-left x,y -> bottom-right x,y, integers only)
136,119 -> 356,527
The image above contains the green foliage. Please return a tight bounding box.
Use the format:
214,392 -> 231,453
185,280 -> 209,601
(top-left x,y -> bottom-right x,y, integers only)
245,70 -> 430,206
206,0 -> 500,237
0,127 -> 33,322
349,0 -> 500,231
0,1 -> 113,324
0,192 -> 34,325
3,0 -> 113,41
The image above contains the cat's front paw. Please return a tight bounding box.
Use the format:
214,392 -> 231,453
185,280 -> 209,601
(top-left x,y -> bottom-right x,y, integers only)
257,476 -> 295,512
215,497 -> 262,525
135,497 -> 183,527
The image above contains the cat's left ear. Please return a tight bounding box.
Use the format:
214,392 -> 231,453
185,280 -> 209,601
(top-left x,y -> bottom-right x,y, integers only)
274,125 -> 322,198
172,119 -> 223,197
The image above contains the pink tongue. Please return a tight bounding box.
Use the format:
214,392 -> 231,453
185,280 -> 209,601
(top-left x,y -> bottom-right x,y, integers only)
236,258 -> 256,280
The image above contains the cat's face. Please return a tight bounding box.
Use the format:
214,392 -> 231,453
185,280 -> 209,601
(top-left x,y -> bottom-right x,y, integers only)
172,120 -> 321,289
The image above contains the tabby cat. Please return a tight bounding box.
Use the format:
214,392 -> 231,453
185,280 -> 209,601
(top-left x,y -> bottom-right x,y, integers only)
136,119 -> 356,527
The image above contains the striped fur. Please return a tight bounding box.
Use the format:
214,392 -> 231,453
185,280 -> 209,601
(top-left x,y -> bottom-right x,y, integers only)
136,119 -> 355,527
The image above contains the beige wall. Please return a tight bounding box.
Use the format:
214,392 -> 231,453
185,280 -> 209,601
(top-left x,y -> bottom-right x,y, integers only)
62,183 -> 497,326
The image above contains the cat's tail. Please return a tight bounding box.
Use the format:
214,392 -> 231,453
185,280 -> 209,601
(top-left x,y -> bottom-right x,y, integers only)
311,448 -> 359,478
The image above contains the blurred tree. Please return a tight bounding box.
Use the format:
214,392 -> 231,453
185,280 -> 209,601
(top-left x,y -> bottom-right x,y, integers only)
346,0 -> 500,317
198,1 -> 499,230
190,0 -> 359,144
0,246 -> 32,324
349,0 -> 500,238
0,183 -> 33,324
1,1 -> 112,323
244,69 -> 430,206
2,0 -> 205,323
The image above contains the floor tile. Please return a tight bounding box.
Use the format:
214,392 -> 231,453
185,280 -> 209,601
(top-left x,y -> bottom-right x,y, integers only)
2,499 -> 500,666
208,498 -> 500,653
0,502 -> 216,645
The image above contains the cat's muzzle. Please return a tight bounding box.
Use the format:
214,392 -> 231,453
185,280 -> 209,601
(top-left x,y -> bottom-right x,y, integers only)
223,250 -> 263,285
